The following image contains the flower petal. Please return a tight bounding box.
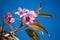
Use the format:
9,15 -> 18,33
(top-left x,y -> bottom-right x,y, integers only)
18,7 -> 22,11
10,18 -> 15,23
7,12 -> 12,17
15,12 -> 20,15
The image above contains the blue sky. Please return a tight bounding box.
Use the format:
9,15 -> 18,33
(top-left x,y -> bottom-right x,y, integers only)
0,0 -> 60,40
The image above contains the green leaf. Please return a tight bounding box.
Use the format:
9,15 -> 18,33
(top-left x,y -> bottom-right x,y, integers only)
26,29 -> 40,40
27,20 -> 49,35
38,12 -> 53,18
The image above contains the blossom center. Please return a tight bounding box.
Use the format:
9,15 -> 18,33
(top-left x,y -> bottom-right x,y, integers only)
19,11 -> 23,15
26,16 -> 30,21
8,17 -> 11,21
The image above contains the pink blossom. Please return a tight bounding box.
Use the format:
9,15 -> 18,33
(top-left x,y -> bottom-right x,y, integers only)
7,12 -> 12,21
7,12 -> 15,23
23,15 -> 33,25
15,7 -> 27,17
23,10 -> 37,25
27,10 -> 37,18
18,7 -> 24,15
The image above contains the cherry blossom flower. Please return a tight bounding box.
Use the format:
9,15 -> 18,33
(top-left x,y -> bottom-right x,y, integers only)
27,10 -> 37,17
7,12 -> 15,23
15,7 -> 27,17
23,15 -> 33,25
27,10 -> 37,20
23,10 -> 37,25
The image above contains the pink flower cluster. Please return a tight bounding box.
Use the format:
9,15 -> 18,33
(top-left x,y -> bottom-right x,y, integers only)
7,7 -> 37,25
15,7 -> 37,25
15,7 -> 27,17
